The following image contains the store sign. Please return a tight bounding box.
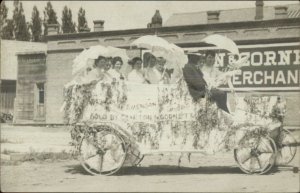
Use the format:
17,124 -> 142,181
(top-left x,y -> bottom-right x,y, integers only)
189,43 -> 300,90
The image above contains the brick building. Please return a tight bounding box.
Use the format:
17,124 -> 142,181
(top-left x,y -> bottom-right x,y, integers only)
16,1 -> 300,128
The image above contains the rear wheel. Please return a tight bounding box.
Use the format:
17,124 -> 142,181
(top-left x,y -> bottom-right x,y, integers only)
234,135 -> 277,174
275,128 -> 297,165
79,126 -> 127,175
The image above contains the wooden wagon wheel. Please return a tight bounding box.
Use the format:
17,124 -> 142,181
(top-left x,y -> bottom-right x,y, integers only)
79,126 -> 128,175
234,135 -> 277,175
275,128 -> 297,165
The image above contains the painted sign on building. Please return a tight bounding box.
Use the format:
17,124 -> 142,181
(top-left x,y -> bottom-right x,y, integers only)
187,43 -> 300,91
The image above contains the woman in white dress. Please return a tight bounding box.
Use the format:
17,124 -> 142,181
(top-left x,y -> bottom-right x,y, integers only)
107,56 -> 125,81
147,57 -> 170,84
127,57 -> 148,84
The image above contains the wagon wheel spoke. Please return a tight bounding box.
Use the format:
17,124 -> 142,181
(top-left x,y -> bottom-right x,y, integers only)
239,148 -> 252,164
99,155 -> 104,173
249,156 -> 256,173
256,156 -> 262,169
257,139 -> 274,154
86,154 -> 99,160
241,154 -> 252,164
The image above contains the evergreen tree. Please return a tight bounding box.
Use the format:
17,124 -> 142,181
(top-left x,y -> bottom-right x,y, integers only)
13,0 -> 30,41
61,6 -> 76,34
0,1 -> 13,39
31,6 -> 42,41
43,1 -> 58,35
2,19 -> 14,40
0,1 -> 8,31
77,7 -> 88,32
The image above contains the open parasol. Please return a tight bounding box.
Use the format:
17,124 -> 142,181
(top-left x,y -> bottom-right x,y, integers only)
131,35 -> 170,51
201,34 -> 239,55
72,45 -> 129,76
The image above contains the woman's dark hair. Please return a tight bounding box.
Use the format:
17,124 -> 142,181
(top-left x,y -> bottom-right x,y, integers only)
94,56 -> 107,68
130,57 -> 142,65
112,57 -> 123,68
143,52 -> 156,67
205,50 -> 216,58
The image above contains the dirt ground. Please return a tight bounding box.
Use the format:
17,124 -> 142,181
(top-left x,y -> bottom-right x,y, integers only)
1,125 -> 300,192
1,150 -> 300,192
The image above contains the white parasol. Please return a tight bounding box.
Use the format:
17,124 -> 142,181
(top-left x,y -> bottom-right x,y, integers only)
72,45 -> 129,76
201,34 -> 239,55
131,35 -> 187,69
72,45 -> 110,76
131,35 -> 170,51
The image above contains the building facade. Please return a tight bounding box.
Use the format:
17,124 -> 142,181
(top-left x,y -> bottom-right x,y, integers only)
17,2 -> 300,128
0,40 -> 46,122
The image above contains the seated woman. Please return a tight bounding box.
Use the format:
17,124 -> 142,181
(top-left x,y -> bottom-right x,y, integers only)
85,55 -> 113,83
147,57 -> 170,84
143,52 -> 157,82
127,57 -> 148,84
107,56 -> 125,81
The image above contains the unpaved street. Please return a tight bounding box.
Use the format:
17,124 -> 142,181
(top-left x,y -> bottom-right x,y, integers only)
1,151 -> 300,192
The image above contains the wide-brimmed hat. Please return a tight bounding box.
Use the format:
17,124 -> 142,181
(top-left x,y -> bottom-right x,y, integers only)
186,50 -> 204,57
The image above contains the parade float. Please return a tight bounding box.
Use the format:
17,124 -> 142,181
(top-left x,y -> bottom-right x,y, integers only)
62,35 -> 297,175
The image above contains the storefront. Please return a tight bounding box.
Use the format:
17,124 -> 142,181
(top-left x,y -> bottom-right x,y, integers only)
23,2 -> 299,127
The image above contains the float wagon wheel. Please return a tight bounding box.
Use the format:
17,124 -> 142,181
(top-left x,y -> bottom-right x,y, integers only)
275,128 -> 297,165
79,126 -> 127,176
234,135 -> 277,175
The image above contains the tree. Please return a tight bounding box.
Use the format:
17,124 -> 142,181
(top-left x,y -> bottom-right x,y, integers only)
0,1 -> 13,39
0,1 -> 8,31
31,6 -> 42,41
77,7 -> 88,32
1,19 -> 14,40
13,0 -> 30,41
61,6 -> 76,34
43,1 -> 58,35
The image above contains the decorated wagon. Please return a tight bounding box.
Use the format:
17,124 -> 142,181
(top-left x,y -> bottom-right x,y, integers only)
62,35 -> 297,175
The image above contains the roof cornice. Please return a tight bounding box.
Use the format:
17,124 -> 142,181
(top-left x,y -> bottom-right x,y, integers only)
46,18 -> 300,41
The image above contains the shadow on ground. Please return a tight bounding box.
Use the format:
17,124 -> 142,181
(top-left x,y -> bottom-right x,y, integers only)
63,164 -> 251,176
64,164 -> 91,175
119,165 -> 245,176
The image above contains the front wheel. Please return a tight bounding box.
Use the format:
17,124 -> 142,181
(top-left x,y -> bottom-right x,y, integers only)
234,135 -> 277,175
79,126 -> 127,175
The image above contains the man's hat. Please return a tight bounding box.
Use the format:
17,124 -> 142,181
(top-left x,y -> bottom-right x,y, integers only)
186,50 -> 204,57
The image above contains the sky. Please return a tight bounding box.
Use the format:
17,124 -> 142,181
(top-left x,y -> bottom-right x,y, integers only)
4,0 -> 299,31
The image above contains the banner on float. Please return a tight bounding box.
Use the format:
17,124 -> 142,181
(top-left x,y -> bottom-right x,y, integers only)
82,83 -> 197,123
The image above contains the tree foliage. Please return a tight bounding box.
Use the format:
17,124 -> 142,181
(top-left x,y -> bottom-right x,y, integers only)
13,0 -> 30,41
1,19 -> 14,40
0,1 -> 14,39
31,6 -> 42,41
43,1 -> 58,35
0,1 -> 8,29
61,6 -> 76,34
77,7 -> 88,32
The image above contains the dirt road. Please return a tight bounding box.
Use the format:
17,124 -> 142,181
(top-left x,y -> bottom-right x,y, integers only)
1,151 -> 299,192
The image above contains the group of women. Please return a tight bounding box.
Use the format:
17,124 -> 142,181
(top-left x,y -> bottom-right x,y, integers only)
84,49 -> 230,113
89,52 -> 173,84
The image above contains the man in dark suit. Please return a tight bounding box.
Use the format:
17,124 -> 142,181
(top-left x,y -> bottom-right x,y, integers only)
183,51 -> 230,113
183,53 -> 207,102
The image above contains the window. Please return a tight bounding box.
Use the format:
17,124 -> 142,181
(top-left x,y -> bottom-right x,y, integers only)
36,83 -> 44,104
